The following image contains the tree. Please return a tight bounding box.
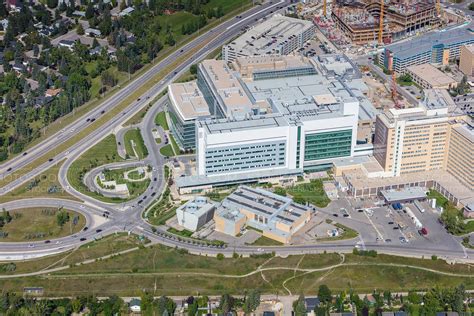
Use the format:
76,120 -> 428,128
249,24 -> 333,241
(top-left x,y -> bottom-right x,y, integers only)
220,294 -> 234,314
140,292 -> 154,313
47,0 -> 58,9
243,290 -> 260,314
76,23 -> 84,35
469,2 -> 474,11
188,300 -> 198,316
407,290 -> 421,304
420,290 -> 440,316
189,64 -> 198,75
318,284 -> 332,303
452,284 -> 466,313
293,294 -> 306,316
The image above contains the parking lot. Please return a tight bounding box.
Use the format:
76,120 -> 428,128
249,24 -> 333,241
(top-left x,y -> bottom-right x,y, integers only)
314,195 -> 462,253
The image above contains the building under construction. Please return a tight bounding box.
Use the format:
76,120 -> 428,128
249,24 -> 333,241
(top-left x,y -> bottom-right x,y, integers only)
332,0 -> 438,45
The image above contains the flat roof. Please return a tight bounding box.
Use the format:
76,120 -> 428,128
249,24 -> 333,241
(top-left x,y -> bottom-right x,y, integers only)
177,196 -> 215,217
234,55 -> 312,78
224,15 -> 314,57
380,187 -> 427,203
462,44 -> 474,54
168,82 -> 210,121
344,169 -> 474,206
406,64 -> 457,87
385,22 -> 474,60
197,114 -> 288,134
200,60 -> 254,116
223,185 -> 310,225
453,121 -> 474,143
177,167 -> 300,188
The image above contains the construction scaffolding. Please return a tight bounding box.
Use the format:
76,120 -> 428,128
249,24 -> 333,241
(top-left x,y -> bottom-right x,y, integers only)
331,0 -> 438,45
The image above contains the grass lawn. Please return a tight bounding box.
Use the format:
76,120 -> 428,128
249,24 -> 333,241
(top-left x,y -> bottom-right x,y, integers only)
127,169 -> 147,180
0,208 -> 85,242
167,227 -> 193,238
0,233 -> 145,276
169,133 -> 181,155
249,236 -> 283,246
123,128 -> 148,159
67,134 -> 125,203
464,220 -> 474,234
1,245 -> 473,296
287,179 -> 331,207
102,168 -> 150,200
0,160 -> 79,203
159,144 -> 175,157
155,111 -> 169,130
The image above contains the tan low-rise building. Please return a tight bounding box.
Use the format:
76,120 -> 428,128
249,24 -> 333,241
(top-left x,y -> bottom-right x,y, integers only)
405,64 -> 457,90
214,185 -> 312,244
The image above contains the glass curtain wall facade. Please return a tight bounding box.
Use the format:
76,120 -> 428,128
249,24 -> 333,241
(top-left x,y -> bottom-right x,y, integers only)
168,106 -> 197,150
304,129 -> 352,161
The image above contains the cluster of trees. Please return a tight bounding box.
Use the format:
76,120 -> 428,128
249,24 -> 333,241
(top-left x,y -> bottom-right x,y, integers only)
0,293 -> 124,315
452,75 -> 470,96
140,293 -> 176,316
293,284 -> 469,316
218,290 -> 261,315
0,209 -> 12,228
56,210 -> 70,227
0,0 -> 229,160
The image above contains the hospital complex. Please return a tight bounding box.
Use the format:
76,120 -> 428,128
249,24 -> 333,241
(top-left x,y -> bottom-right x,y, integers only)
165,15 -> 473,243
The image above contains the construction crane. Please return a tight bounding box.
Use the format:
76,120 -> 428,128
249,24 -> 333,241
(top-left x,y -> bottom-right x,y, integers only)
378,0 -> 384,44
323,0 -> 327,17
436,0 -> 441,16
391,72 -> 402,109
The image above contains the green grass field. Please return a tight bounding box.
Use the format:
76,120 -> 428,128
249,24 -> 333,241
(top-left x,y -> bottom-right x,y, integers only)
155,111 -> 169,130
124,128 -> 148,159
0,208 -> 85,242
1,243 -> 473,296
0,160 -> 79,203
67,135 -> 124,203
249,236 -> 283,246
287,179 -> 331,208
102,168 -> 150,200
159,144 -> 175,157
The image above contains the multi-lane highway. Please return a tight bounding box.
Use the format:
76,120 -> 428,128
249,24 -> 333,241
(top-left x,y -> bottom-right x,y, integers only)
0,0 -> 472,265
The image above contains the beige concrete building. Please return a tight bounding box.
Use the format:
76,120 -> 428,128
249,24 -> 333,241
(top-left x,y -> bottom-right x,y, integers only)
214,186 -> 312,244
374,106 -> 450,177
405,64 -> 458,90
459,44 -> 474,77
445,120 -> 474,190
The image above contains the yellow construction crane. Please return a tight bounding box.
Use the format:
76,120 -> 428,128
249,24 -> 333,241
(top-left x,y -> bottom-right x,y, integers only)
436,0 -> 441,16
323,0 -> 327,17
378,0 -> 384,44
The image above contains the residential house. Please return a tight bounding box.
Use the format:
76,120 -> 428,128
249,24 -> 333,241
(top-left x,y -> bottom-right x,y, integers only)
58,40 -> 76,50
129,298 -> 141,313
85,28 -> 102,37
12,63 -> 26,73
46,88 -> 62,97
305,297 -> 320,315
